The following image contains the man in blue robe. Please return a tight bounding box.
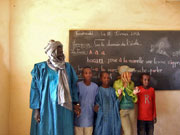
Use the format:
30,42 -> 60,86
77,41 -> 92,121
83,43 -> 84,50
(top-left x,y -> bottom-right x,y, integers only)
30,40 -> 79,135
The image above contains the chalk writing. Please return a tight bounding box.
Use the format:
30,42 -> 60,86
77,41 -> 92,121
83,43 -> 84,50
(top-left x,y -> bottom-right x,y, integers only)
107,39 -> 142,47
70,40 -> 91,55
107,58 -> 118,64
94,39 -> 105,47
153,58 -> 166,64
168,60 -> 180,68
128,57 -> 144,64
75,31 -> 93,36
118,57 -> 144,64
114,31 -> 129,36
130,32 -> 140,36
89,50 -> 106,55
172,50 -> 180,57
93,39 -> 142,47
87,57 -> 104,64
150,37 -> 170,57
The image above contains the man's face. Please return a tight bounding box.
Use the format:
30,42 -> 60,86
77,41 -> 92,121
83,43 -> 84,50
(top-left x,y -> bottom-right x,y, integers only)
56,46 -> 64,61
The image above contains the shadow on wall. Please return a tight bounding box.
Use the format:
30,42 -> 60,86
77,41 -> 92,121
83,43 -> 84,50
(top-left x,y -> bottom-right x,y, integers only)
0,44 -> 9,89
0,43 -> 9,135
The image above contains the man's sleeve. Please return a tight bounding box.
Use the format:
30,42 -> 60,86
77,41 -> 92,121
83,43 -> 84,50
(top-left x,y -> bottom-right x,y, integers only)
70,65 -> 79,103
30,64 -> 40,109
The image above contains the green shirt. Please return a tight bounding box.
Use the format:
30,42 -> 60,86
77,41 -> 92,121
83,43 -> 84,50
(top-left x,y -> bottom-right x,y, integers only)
113,79 -> 137,109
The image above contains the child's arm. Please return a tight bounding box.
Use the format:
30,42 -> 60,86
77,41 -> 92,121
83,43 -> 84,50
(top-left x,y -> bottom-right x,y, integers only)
94,86 -> 99,112
153,88 -> 157,123
94,105 -> 99,113
113,80 -> 123,100
74,103 -> 81,117
133,86 -> 140,95
73,82 -> 81,117
117,89 -> 123,101
94,88 -> 101,112
135,86 -> 141,104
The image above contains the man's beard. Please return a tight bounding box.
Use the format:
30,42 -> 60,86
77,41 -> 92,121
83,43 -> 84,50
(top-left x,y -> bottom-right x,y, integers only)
57,54 -> 65,62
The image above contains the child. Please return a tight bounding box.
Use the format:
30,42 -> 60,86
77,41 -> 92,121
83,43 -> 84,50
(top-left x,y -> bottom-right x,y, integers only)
113,65 -> 139,135
94,71 -> 121,135
74,67 -> 98,135
137,73 -> 157,135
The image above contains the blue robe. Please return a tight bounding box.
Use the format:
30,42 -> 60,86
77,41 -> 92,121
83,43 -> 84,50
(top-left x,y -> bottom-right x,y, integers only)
94,86 -> 121,135
30,61 -> 78,135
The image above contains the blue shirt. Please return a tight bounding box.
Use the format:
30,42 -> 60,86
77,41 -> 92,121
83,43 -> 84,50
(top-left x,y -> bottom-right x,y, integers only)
74,81 -> 98,127
94,86 -> 121,135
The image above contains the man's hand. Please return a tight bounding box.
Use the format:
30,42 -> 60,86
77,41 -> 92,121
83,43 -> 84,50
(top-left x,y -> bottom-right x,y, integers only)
74,104 -> 81,117
94,105 -> 99,113
34,109 -> 40,123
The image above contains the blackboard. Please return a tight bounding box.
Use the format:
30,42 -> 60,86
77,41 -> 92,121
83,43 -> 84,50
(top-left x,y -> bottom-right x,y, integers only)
69,30 -> 180,90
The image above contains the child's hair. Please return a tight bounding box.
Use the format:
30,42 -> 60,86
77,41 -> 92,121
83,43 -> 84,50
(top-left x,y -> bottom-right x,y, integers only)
100,71 -> 109,78
82,66 -> 91,74
140,72 -> 150,79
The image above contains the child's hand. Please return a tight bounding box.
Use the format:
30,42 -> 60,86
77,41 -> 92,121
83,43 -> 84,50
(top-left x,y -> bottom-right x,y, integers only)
133,87 -> 140,95
74,104 -> 81,117
154,117 -> 157,124
94,105 -> 99,113
123,82 -> 128,88
34,109 -> 40,123
118,89 -> 123,95
118,95 -> 122,100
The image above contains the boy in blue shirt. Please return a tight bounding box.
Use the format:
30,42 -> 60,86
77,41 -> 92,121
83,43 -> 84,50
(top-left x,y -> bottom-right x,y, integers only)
74,67 -> 98,135
94,71 -> 121,135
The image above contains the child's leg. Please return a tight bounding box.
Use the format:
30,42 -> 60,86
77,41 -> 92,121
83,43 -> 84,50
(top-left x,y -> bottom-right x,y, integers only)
129,109 -> 136,135
137,120 -> 146,135
120,109 -> 132,135
84,127 -> 93,135
145,121 -> 154,135
74,126 -> 84,135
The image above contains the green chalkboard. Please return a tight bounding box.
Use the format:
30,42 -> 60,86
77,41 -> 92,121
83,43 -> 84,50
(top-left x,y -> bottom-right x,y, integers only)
69,30 -> 180,90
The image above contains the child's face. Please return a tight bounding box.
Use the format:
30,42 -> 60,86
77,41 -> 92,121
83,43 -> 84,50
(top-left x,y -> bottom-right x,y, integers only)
141,75 -> 150,87
101,73 -> 110,86
82,68 -> 92,81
